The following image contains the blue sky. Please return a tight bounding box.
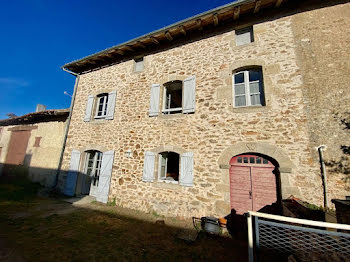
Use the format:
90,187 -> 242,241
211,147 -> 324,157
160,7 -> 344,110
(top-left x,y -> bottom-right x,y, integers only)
0,0 -> 234,119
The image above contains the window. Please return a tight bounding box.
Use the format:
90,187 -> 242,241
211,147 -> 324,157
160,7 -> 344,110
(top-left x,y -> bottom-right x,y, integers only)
233,68 -> 265,107
94,93 -> 108,118
134,57 -> 144,72
84,150 -> 103,187
158,152 -> 179,183
149,76 -> 196,117
33,137 -> 41,147
162,81 -> 183,114
235,27 -> 254,46
84,90 -> 116,122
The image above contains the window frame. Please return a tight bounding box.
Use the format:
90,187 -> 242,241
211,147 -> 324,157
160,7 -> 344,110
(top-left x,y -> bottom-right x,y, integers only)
157,151 -> 180,184
232,69 -> 264,108
94,93 -> 109,119
162,81 -> 183,115
84,150 -> 103,187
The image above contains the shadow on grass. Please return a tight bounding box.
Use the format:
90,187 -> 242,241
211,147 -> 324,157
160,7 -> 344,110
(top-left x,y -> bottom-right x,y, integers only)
0,175 -> 248,262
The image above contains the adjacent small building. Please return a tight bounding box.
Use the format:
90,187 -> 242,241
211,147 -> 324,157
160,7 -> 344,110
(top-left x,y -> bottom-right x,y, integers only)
0,108 -> 69,187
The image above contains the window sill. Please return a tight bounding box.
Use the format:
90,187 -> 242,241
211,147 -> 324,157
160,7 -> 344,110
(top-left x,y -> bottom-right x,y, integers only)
230,105 -> 270,113
88,118 -> 109,124
158,113 -> 186,120
152,181 -> 183,191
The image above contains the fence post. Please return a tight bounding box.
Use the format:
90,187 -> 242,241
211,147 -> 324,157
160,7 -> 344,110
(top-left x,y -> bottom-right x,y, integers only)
247,212 -> 254,262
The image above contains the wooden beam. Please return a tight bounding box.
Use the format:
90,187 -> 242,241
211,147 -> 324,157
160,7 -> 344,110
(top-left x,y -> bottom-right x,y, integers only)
233,6 -> 240,20
275,0 -> 283,7
178,25 -> 186,36
116,49 -> 124,55
124,45 -> 134,52
196,19 -> 203,31
254,0 -> 261,14
213,13 -> 219,26
165,31 -> 173,41
150,36 -> 159,44
137,41 -> 146,49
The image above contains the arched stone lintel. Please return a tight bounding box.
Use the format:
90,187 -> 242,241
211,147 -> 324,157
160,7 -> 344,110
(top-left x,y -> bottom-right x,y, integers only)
218,142 -> 294,173
150,145 -> 186,155
78,144 -> 109,153
159,74 -> 188,86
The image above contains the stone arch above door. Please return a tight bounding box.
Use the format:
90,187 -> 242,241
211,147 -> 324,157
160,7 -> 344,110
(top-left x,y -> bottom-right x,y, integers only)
218,142 -> 294,173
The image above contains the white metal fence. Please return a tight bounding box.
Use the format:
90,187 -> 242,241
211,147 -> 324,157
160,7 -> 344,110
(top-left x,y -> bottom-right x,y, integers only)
247,211 -> 350,262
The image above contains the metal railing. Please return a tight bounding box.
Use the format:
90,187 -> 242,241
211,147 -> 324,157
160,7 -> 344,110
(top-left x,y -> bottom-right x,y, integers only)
247,211 -> 350,262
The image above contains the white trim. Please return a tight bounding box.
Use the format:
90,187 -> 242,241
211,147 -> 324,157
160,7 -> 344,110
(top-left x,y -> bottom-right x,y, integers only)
162,83 -> 183,114
94,94 -> 108,118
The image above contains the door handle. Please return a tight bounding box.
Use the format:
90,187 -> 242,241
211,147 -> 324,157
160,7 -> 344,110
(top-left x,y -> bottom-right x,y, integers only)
249,191 -> 252,199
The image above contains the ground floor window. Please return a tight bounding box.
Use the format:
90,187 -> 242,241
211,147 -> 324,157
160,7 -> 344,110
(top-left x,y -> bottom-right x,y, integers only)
85,150 -> 103,187
158,152 -> 179,182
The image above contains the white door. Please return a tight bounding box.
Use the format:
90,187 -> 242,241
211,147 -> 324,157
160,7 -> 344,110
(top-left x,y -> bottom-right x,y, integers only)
84,151 -> 103,197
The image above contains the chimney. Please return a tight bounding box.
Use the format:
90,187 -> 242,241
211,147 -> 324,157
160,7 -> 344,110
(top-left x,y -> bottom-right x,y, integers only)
36,104 -> 46,112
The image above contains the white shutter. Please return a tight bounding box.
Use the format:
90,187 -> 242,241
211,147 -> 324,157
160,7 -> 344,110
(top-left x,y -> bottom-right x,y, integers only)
96,150 -> 114,203
142,151 -> 155,182
182,76 -> 196,113
149,84 -> 160,117
84,95 -> 94,122
235,27 -> 253,46
105,90 -> 117,120
180,152 -> 194,187
64,150 -> 81,196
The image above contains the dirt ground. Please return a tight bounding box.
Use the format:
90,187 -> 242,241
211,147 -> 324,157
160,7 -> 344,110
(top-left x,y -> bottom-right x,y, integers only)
0,179 -> 248,262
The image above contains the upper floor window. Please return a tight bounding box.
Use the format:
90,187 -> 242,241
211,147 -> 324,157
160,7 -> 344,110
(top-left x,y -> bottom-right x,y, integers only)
95,93 -> 108,118
134,57 -> 144,72
84,90 -> 117,122
235,27 -> 254,46
162,80 -> 182,114
233,68 -> 265,107
149,76 -> 196,117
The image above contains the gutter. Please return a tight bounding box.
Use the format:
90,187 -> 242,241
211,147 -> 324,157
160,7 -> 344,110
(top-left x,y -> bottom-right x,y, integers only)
52,68 -> 80,189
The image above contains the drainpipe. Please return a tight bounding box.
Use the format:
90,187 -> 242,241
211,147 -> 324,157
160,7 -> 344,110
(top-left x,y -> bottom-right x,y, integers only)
52,68 -> 80,189
317,145 -> 328,209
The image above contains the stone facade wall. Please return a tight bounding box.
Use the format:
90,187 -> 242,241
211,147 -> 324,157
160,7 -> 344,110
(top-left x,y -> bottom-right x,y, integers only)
0,121 -> 66,186
291,2 -> 350,205
60,3 -> 349,218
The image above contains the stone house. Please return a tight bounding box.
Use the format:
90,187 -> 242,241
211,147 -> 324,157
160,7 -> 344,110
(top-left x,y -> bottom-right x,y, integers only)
0,108 -> 69,187
58,0 -> 350,218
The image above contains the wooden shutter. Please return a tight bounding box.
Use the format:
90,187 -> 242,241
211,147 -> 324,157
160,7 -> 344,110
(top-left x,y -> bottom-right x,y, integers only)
180,152 -> 194,186
142,151 -> 155,182
149,84 -> 160,117
106,90 -> 117,120
64,150 -> 81,196
182,76 -> 196,113
96,150 -> 114,203
84,95 -> 94,122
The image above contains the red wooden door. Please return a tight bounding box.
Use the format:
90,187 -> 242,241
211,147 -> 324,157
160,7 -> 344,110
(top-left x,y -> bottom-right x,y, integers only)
5,130 -> 31,165
229,155 -> 277,215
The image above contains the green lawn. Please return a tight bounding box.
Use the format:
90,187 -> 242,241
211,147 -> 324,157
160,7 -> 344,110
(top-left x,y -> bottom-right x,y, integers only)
0,177 -> 247,262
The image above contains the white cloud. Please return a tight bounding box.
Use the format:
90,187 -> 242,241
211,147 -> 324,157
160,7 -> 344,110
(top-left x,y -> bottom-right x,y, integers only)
0,77 -> 30,88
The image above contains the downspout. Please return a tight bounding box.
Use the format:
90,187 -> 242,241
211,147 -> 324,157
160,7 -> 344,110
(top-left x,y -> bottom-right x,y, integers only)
317,145 -> 328,209
52,68 -> 80,189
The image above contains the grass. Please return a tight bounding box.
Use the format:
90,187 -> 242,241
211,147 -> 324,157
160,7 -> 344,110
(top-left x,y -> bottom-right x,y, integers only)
0,177 -> 247,262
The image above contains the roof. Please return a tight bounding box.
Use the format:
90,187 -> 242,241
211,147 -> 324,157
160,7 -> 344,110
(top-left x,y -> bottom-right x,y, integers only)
62,0 -> 286,74
0,109 -> 69,126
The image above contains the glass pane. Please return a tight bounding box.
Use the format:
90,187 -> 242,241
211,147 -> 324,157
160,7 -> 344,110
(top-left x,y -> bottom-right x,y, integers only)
249,157 -> 255,163
103,96 -> 108,115
263,159 -> 268,164
249,70 -> 261,82
249,81 -> 260,94
256,157 -> 261,164
235,96 -> 246,107
250,94 -> 261,105
243,157 -> 248,163
234,72 -> 244,84
235,83 -> 245,95
237,157 -> 242,163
